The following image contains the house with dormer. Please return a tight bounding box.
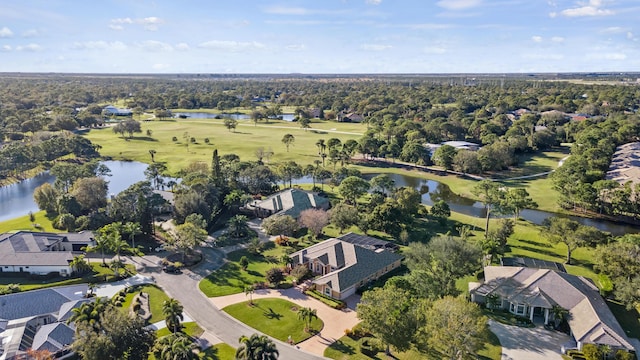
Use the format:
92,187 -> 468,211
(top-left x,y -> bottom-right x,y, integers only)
469,266 -> 634,352
289,235 -> 402,300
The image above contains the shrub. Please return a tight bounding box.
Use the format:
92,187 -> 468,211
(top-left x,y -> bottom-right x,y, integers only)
204,138 -> 210,143
114,300 -> 122,307
305,289 -> 346,309
291,264 -> 311,282
172,136 -> 178,142
581,344 -> 601,360
615,349 -> 635,360
274,235 -> 290,246
265,267 -> 285,286
239,256 -> 249,270
359,337 -> 383,356
190,137 -> 196,143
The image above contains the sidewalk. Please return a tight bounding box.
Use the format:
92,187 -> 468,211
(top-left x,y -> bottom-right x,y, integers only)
210,286 -> 360,356
94,274 -> 155,298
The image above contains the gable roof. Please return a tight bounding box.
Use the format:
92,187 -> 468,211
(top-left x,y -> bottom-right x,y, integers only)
255,189 -> 329,219
290,238 -> 403,294
338,232 -> 398,251
31,322 -> 75,352
474,266 -> 633,350
0,231 -> 94,267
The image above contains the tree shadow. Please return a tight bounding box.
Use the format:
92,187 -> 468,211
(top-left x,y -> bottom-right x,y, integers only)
263,308 -> 282,320
130,136 -> 159,142
327,340 -> 356,355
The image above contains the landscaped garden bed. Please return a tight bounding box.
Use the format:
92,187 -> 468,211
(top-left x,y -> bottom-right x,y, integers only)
305,289 -> 346,310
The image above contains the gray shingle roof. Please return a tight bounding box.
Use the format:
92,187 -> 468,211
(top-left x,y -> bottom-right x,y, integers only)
290,238 -> 403,294
0,231 -> 94,267
256,189 -> 329,219
0,285 -> 88,321
475,266 -> 634,351
31,322 -> 75,352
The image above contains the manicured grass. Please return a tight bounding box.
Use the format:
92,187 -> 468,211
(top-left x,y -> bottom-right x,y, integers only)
84,118 -> 363,174
223,298 -> 323,343
606,300 -> 640,339
155,322 -> 204,338
324,330 -> 501,360
200,343 -> 236,360
119,284 -> 171,324
0,210 -> 56,233
199,247 -> 288,297
1,262 -> 135,291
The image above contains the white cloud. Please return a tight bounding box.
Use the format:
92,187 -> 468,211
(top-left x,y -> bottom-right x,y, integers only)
587,52 -> 627,60
424,46 -> 446,54
264,6 -> 310,15
175,43 -> 190,51
361,43 -> 392,51
136,40 -> 173,52
532,35 -> 543,43
549,11 -> 557,17
436,0 -> 482,10
16,43 -> 42,52
601,26 -> 625,34
152,63 -> 170,70
0,26 -> 13,38
111,17 -> 133,24
22,29 -> 39,38
551,36 -> 564,42
72,41 -> 127,51
109,24 -> 124,31
197,40 -> 266,52
1,45 -> 11,51
285,44 -> 306,51
140,17 -> 163,31
366,0 -> 382,4
560,0 -> 614,17
521,53 -> 564,60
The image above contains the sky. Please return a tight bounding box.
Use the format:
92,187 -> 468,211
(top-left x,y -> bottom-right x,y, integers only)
0,0 -> 639,74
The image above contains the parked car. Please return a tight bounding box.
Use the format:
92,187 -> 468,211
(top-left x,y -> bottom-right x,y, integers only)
162,264 -> 181,274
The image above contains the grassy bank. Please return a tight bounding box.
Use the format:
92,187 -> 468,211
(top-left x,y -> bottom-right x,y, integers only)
0,210 -> 55,233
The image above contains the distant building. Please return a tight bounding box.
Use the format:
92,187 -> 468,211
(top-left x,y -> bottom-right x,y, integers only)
252,189 -> 329,219
425,140 -> 481,156
336,111 -> 364,123
103,105 -> 132,116
0,231 -> 95,277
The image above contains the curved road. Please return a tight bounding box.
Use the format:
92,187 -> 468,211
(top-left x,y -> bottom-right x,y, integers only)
131,247 -> 326,360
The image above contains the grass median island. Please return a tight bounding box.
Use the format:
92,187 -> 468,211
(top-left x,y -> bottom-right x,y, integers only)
223,298 -> 323,344
199,247 -> 288,297
118,284 -> 170,324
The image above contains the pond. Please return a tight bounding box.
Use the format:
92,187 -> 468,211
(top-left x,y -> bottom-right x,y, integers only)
292,172 -> 638,236
173,112 -> 296,121
0,160 -> 149,222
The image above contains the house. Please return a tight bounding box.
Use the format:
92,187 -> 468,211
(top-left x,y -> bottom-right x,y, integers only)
424,140 -> 481,157
252,189 -> 329,219
0,231 -> 95,277
289,237 -> 403,300
469,266 -> 634,352
102,105 -> 132,116
337,111 -> 364,123
152,189 -> 175,214
0,285 -> 89,359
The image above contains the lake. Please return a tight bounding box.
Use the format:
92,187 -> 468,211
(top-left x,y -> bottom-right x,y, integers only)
293,172 -> 638,236
0,160 -> 148,222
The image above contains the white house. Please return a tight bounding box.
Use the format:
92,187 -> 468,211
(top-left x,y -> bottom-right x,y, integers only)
0,231 -> 95,277
103,105 -> 132,116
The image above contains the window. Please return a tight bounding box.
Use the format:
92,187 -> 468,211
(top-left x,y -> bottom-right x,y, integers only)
510,303 -> 526,315
324,287 -> 331,296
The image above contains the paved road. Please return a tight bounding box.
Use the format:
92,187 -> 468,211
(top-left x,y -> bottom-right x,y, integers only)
131,246 -> 327,360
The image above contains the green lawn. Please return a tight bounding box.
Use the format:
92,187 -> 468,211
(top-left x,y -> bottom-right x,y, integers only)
324,329 -> 501,360
199,247 -> 288,297
84,118 -> 363,174
119,284 -> 171,324
199,343 -> 236,360
156,321 -> 204,338
223,298 -> 323,343
0,210 -> 56,233
1,262 -> 135,291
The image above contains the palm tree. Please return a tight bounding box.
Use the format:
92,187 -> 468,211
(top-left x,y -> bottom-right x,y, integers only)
235,334 -> 279,360
69,255 -> 91,275
123,221 -> 142,252
67,297 -> 108,331
162,298 -> 184,334
297,307 -> 318,332
550,304 -> 569,328
149,149 -> 157,162
152,333 -> 198,360
89,232 -> 111,265
245,285 -> 255,305
228,215 -> 249,238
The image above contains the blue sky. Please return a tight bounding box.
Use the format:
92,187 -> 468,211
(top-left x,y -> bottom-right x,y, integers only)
0,0 -> 638,73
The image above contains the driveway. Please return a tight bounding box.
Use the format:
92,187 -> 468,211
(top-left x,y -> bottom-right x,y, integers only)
211,287 -> 360,356
490,321 -> 571,360
131,247 -> 327,360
